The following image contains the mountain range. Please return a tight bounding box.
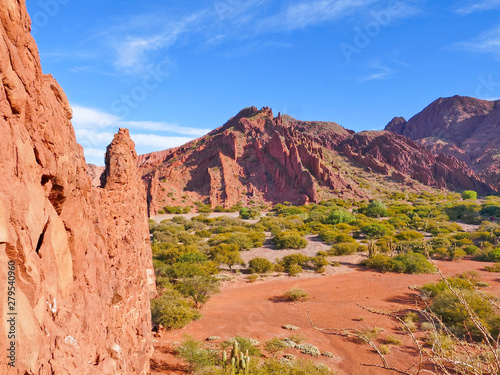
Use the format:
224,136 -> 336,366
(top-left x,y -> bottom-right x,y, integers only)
137,101 -> 497,215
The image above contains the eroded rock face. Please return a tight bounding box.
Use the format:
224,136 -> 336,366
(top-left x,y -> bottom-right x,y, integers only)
0,1 -> 155,374
138,106 -> 493,215
385,95 -> 500,187
338,131 -> 492,193
139,107 -> 361,213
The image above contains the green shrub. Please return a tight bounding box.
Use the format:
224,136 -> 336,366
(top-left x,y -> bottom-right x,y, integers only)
310,255 -> 328,273
255,358 -> 332,374
462,190 -> 478,200
431,289 -> 500,339
324,209 -> 356,225
248,257 -> 274,274
364,200 -> 388,218
208,244 -> 244,270
329,242 -> 364,255
246,274 -> 259,283
287,264 -> 303,277
273,231 -> 307,249
396,230 -> 424,241
177,335 -> 217,374
475,247 -> 500,262
362,252 -> 434,274
283,288 -> 309,302
485,263 -> 500,272
151,291 -> 201,330
362,223 -> 392,239
265,337 -> 287,356
240,207 -> 261,220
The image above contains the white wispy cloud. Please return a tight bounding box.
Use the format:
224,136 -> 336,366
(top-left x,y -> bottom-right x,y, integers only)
258,0 -> 379,33
120,15 -> 201,73
71,105 -> 207,165
456,0 -> 500,14
72,105 -> 210,136
454,26 -> 500,59
357,63 -> 394,82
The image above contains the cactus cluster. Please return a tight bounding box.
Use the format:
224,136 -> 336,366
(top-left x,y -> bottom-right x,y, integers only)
222,341 -> 251,375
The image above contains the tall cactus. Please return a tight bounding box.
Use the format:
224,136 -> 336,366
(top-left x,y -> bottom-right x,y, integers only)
224,341 -> 251,374
368,240 -> 377,258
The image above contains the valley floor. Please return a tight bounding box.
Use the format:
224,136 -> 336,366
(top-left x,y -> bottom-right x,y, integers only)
150,258 -> 500,375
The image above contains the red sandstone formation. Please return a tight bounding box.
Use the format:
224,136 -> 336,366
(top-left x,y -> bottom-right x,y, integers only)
338,131 -> 491,193
385,95 -> 500,187
0,1 -> 155,374
139,107 -> 492,215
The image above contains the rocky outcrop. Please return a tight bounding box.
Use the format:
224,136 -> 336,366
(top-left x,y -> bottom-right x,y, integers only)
338,131 -> 491,193
139,107 -> 361,213
0,2 -> 155,374
139,106 -> 493,215
385,95 -> 500,187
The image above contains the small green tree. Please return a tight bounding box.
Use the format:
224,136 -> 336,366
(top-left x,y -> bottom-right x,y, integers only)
364,200 -> 388,218
176,275 -> 221,309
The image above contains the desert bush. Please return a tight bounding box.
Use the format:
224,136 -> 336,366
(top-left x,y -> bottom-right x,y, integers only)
151,291 -> 201,330
431,289 -> 500,339
395,230 -> 424,241
475,247 -> 500,262
283,288 -> 309,302
255,358 -> 332,374
329,242 -> 364,255
287,264 -> 303,277
208,232 -> 256,250
362,223 -> 392,239
239,207 -> 260,220
363,200 -> 388,218
384,335 -> 402,345
362,252 -> 434,274
310,255 -> 328,273
485,262 -> 500,272
177,335 -> 217,374
166,261 -> 219,279
462,190 -> 478,200
246,274 -> 259,283
265,338 -> 287,356
324,209 -> 356,225
248,257 -> 274,274
273,231 -> 307,249
208,244 -> 245,270
278,254 -> 310,272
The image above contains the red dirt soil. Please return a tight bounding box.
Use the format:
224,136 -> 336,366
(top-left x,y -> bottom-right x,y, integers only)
151,260 -> 500,375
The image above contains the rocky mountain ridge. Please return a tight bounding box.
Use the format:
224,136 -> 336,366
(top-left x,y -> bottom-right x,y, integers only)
139,106 -> 493,215
0,1 -> 154,374
385,95 -> 500,187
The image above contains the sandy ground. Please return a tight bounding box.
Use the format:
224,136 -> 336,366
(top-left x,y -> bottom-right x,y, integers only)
150,258 -> 500,375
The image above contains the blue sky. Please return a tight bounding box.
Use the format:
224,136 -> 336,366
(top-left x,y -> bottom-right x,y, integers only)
28,0 -> 500,165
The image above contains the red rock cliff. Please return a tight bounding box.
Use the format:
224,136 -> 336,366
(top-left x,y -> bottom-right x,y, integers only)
0,1 -> 155,374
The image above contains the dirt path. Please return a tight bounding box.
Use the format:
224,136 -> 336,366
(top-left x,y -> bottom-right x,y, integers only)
151,259 -> 500,375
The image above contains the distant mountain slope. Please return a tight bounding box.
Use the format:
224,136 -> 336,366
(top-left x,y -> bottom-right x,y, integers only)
138,106 -> 493,215
385,95 -> 500,186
